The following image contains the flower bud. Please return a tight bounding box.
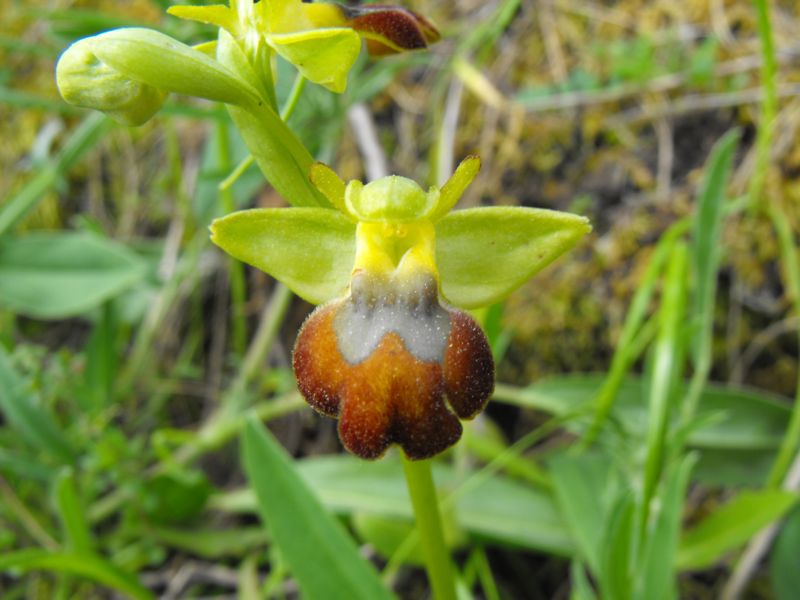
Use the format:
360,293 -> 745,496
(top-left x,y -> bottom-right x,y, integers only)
56,37 -> 166,126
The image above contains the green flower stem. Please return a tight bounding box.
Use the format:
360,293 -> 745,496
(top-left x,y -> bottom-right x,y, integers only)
280,74 -> 306,121
401,456 -> 457,600
217,75 -> 305,196
217,117 -> 248,355
220,154 -> 254,193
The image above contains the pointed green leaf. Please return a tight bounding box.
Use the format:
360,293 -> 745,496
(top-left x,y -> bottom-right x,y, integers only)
771,508 -> 800,600
267,28 -> 361,93
436,207 -> 591,308
637,454 -> 696,600
0,232 -> 146,319
54,468 -> 94,554
210,208 -> 355,304
88,28 -> 260,106
598,495 -> 635,600
0,550 -> 153,600
242,418 -> 395,600
0,346 -> 76,463
213,455 -> 574,556
677,489 -> 799,569
549,453 -> 611,574
691,129 -> 739,364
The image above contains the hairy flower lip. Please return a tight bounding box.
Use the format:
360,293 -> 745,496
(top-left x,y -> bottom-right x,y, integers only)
344,5 -> 440,56
292,272 -> 494,460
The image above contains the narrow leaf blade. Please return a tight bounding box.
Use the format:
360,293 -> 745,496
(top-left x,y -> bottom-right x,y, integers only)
0,232 -> 146,319
241,418 -> 395,600
677,490 -> 799,569
0,550 -> 153,600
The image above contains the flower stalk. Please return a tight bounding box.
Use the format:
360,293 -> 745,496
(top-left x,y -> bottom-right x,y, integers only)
401,456 -> 457,600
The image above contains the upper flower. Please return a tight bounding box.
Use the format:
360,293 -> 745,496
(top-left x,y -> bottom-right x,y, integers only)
56,0 -> 439,127
211,157 -> 591,459
169,0 -> 440,92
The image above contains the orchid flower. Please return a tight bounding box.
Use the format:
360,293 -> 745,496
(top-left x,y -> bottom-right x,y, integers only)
168,0 -> 439,93
211,157 -> 591,459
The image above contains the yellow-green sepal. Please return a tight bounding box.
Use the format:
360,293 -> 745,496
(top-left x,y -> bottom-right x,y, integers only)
210,208 -> 356,304
167,5 -> 237,32
267,28 -> 361,93
309,163 -> 350,215
436,207 -> 591,308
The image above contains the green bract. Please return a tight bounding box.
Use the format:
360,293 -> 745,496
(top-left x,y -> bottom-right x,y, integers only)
211,157 -> 591,308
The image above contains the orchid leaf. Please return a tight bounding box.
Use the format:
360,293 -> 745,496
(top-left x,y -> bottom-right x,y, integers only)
436,207 -> 591,308
88,28 -> 259,106
267,28 -> 361,93
210,208 -> 355,304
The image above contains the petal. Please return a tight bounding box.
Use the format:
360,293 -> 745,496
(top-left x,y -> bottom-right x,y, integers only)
210,208 -> 356,304
167,5 -> 237,33
292,303 -> 346,417
443,310 -> 494,419
309,163 -> 350,216
429,155 -> 481,221
391,368 -> 463,460
262,0 -> 311,34
267,28 -> 361,93
301,2 -> 349,28
436,207 -> 592,308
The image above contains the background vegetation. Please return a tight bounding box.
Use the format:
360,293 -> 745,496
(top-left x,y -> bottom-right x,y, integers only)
1,0 -> 799,598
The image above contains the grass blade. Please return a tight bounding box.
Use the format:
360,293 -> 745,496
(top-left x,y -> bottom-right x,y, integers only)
0,113 -> 111,238
682,129 -> 740,424
583,219 -> 689,444
0,549 -> 154,600
676,489 -> 799,570
0,346 -> 75,463
241,417 -> 395,600
637,454 -> 696,600
770,508 -> 800,600
54,469 -> 93,554
642,242 -> 688,519
549,453 -> 611,574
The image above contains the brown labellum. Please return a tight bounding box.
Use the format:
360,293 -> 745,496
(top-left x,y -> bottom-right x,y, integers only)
340,4 -> 441,56
292,273 -> 494,460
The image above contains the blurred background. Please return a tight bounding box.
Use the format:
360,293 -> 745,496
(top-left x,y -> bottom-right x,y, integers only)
1,0 -> 800,598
